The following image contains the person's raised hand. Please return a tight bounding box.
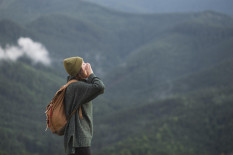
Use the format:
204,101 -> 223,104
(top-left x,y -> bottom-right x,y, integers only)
85,63 -> 93,77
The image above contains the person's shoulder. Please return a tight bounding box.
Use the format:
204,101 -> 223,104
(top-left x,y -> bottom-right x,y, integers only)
68,80 -> 88,90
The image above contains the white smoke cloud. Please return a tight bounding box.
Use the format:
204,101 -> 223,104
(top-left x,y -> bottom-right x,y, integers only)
0,37 -> 51,65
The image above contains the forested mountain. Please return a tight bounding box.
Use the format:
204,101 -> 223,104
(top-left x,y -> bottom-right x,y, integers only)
0,0 -> 197,74
0,61 -> 65,155
93,57 -> 233,154
0,19 -> 33,45
0,0 -> 233,155
103,11 -> 233,105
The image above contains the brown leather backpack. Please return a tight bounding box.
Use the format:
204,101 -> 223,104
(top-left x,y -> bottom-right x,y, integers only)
45,79 -> 82,136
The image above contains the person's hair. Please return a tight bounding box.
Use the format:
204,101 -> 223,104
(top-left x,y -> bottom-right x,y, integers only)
75,68 -> 84,80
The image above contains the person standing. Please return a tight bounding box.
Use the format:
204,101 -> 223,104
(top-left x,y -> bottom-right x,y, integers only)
63,57 -> 105,155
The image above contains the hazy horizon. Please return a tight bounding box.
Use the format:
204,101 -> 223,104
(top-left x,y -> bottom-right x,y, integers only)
86,0 -> 233,16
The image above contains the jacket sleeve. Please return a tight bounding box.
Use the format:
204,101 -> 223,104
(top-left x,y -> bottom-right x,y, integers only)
79,73 -> 105,104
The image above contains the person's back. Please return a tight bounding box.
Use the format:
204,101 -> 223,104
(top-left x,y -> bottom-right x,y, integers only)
63,57 -> 105,155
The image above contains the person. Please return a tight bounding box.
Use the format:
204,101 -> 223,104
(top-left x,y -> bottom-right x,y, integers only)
63,56 -> 105,155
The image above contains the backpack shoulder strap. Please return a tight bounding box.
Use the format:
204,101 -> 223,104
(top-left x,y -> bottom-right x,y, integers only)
64,79 -> 78,89
64,79 -> 83,120
53,79 -> 77,98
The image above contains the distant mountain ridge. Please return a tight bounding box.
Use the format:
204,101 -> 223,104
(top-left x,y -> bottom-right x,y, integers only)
86,0 -> 233,16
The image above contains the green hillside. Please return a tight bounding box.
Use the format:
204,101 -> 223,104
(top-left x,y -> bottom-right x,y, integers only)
27,14 -> 106,59
92,58 -> 233,155
104,11 -> 233,104
0,20 -> 33,45
24,11 -> 193,73
94,87 -> 233,155
0,61 -> 65,155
